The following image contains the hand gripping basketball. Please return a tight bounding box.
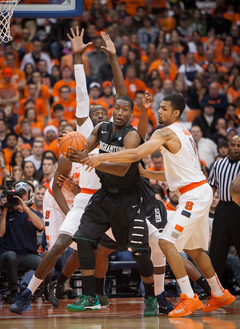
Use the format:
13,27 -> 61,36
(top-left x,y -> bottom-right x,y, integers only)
58,131 -> 87,156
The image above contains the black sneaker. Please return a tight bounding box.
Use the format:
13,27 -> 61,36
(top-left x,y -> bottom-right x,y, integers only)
48,280 -> 63,308
9,289 -> 32,315
156,291 -> 174,314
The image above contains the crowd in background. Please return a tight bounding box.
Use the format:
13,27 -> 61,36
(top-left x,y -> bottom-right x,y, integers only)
0,0 -> 240,296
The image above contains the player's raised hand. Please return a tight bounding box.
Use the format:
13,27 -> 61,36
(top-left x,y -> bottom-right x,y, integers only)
67,27 -> 92,55
57,174 -> 75,191
100,31 -> 116,57
142,90 -> 154,110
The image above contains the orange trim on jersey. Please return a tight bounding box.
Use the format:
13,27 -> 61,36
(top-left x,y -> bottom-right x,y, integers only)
48,187 -> 53,196
81,187 -> 98,195
178,180 -> 206,195
175,224 -> 184,233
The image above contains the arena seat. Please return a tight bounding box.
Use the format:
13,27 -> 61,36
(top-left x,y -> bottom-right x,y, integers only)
186,109 -> 201,122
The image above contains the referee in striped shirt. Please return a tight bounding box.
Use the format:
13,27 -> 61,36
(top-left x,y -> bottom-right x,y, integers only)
208,135 -> 240,281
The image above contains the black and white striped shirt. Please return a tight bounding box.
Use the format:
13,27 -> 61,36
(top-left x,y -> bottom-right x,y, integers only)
208,157 -> 240,201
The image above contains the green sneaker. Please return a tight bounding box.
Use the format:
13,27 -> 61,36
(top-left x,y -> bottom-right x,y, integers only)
66,295 -> 101,312
97,294 -> 109,307
144,297 -> 159,316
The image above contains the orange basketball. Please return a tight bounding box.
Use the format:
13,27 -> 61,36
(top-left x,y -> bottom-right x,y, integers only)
59,131 -> 87,156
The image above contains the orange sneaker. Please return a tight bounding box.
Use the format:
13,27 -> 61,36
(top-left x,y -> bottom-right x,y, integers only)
201,289 -> 235,312
168,293 -> 203,317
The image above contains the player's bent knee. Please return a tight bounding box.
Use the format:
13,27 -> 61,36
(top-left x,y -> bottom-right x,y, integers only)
132,249 -> 153,278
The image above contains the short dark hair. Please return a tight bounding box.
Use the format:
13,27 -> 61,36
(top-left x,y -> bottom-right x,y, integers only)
20,118 -> 31,127
163,94 -> 186,116
6,132 -> 17,141
53,104 -> 64,112
43,156 -> 56,165
151,184 -> 165,200
151,150 -> 162,159
60,85 -> 71,93
114,96 -> 134,112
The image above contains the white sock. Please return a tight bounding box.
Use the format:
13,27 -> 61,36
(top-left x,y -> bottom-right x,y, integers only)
27,274 -> 43,294
177,275 -> 194,298
151,251 -> 166,296
206,274 -> 224,297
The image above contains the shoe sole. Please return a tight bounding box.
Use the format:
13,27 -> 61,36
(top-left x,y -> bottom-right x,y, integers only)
9,303 -> 31,315
144,311 -> 159,316
66,304 -> 101,312
47,295 -> 60,308
202,295 -> 236,312
169,301 -> 203,317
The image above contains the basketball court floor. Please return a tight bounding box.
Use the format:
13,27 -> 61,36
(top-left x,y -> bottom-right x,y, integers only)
1,297 -> 240,329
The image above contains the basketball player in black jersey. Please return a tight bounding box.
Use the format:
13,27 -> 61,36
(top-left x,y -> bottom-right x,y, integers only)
66,94 -> 159,316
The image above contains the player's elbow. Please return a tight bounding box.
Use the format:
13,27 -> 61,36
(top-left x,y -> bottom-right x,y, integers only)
37,221 -> 45,231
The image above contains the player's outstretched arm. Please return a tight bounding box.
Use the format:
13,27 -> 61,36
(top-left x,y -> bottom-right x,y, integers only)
137,90 -> 154,140
100,31 -> 127,98
67,27 -> 91,128
83,128 -> 169,170
52,156 -> 73,215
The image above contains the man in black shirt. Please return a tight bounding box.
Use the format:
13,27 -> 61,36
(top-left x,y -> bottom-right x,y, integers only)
65,94 -> 158,316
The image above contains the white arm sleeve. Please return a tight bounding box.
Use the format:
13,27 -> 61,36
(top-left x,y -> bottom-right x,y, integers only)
74,64 -> 90,119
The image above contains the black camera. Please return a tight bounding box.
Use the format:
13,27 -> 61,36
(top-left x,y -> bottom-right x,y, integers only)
2,180 -> 30,211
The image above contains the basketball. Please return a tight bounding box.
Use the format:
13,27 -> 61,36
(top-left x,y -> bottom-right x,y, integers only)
59,131 -> 87,156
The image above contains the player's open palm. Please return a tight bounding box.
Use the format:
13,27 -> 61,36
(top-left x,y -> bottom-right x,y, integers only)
101,31 -> 116,57
142,90 -> 154,109
67,27 -> 92,55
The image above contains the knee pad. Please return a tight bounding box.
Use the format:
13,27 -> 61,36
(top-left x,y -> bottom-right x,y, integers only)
77,239 -> 95,270
132,249 -> 153,278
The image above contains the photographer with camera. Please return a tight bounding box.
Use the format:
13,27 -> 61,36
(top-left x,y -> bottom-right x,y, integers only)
0,181 -> 44,303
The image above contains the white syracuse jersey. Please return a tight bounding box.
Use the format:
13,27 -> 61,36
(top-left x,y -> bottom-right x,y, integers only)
160,122 -> 206,191
44,161 -> 80,250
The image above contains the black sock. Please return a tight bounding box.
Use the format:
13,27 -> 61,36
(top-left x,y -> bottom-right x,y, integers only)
82,275 -> 96,297
57,273 -> 68,287
95,277 -> 104,295
144,282 -> 155,299
195,275 -> 211,296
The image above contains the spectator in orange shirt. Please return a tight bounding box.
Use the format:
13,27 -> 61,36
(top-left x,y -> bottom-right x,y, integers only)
43,125 -> 58,151
20,143 -> 31,159
194,42 -> 206,66
24,71 -> 50,102
217,46 -> 234,70
227,75 -> 240,105
47,104 -> 65,129
15,108 -> 44,137
51,85 -> 76,123
0,68 -> 19,110
201,28 -> 222,54
117,0 -> 145,17
52,66 -> 76,103
40,156 -> 57,189
0,53 -> 26,92
164,189 -> 179,212
98,81 -> 114,112
0,42 -> 19,70
3,133 -> 18,167
131,90 -> 157,130
124,65 -> 146,100
18,83 -> 48,118
216,35 -> 240,59
147,150 -> 165,172
148,46 -> 178,77
159,59 -> 177,83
